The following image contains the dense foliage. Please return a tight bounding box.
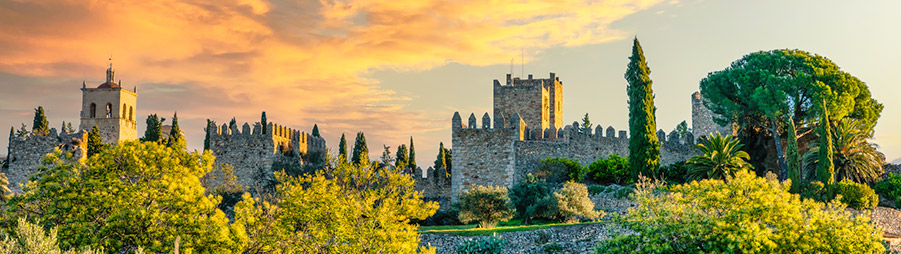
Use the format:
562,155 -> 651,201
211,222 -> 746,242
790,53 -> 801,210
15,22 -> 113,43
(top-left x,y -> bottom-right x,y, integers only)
803,118 -> 884,184
0,217 -> 108,254
586,154 -> 629,185
351,132 -> 369,165
140,114 -> 164,143
454,234 -> 505,254
658,161 -> 688,184
538,157 -> 584,183
876,173 -> 901,207
395,144 -> 409,170
685,133 -> 753,181
833,180 -> 878,210
311,124 -> 320,137
625,38 -> 661,180
86,126 -> 103,158
434,142 -> 452,178
596,170 -> 885,253
338,133 -> 347,164
32,106 -> 49,136
699,49 -> 882,179
552,182 -> 602,222
508,175 -> 552,224
455,185 -> 514,228
408,137 -> 417,170
166,113 -> 186,150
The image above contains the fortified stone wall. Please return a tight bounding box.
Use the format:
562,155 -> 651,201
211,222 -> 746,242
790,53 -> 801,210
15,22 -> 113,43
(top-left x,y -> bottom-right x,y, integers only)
493,73 -> 563,131
6,128 -> 87,192
451,112 -> 699,198
692,91 -> 733,139
208,120 -> 326,190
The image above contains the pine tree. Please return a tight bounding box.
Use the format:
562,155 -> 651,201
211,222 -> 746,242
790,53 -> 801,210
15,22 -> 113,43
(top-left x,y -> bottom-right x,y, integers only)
142,114 -> 164,143
434,142 -> 448,178
338,133 -> 348,164
625,37 -> 661,180
817,104 -> 835,186
32,106 -> 49,136
395,144 -> 409,170
380,145 -> 394,167
67,122 -> 74,133
409,137 -> 417,170
581,113 -> 592,129
786,116 -> 801,192
351,132 -> 369,165
167,113 -> 186,150
260,112 -> 267,134
87,126 -> 103,157
312,124 -> 320,137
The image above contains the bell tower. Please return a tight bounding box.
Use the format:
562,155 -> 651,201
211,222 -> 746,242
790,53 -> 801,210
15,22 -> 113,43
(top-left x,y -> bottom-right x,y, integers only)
79,59 -> 138,144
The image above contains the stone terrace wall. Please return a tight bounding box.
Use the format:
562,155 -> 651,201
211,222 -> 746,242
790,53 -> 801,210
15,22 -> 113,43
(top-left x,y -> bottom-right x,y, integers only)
208,120 -> 326,190
7,128 -> 87,192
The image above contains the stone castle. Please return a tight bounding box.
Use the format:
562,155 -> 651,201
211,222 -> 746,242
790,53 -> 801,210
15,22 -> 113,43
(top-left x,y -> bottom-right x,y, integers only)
450,73 -> 731,198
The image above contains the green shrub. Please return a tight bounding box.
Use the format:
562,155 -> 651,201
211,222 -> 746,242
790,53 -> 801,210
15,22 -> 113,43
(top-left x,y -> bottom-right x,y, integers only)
596,170 -> 885,254
875,173 -> 901,207
0,217 -> 112,254
455,234 -> 505,254
798,181 -> 832,202
553,182 -> 603,222
659,161 -> 689,184
587,154 -> 629,185
538,158 -> 585,183
509,174 -> 552,224
834,180 -> 878,210
587,185 -> 605,196
455,185 -> 515,228
542,243 -> 563,254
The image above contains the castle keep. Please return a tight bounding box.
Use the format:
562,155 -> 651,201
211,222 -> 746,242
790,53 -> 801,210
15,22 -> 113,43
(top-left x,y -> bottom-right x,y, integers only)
451,73 -> 730,198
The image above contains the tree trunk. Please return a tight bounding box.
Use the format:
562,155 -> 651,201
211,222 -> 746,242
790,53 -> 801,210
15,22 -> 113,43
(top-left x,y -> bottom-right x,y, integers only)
768,116 -> 789,181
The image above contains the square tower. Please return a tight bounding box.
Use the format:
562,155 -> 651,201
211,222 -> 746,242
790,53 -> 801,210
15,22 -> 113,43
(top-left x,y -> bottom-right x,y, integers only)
79,63 -> 138,144
492,73 -> 563,130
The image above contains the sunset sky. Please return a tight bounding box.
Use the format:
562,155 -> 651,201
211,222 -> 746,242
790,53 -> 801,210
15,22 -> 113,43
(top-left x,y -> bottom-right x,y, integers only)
1,0 -> 899,164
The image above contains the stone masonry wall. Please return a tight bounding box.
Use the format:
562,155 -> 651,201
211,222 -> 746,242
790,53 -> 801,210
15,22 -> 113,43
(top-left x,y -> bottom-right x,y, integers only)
692,91 -> 733,139
208,120 -> 326,191
6,128 -> 87,193
450,112 -> 524,199
493,73 -> 563,131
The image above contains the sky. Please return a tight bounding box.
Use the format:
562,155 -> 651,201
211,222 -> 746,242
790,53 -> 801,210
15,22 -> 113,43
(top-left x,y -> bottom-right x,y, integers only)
0,0 -> 899,165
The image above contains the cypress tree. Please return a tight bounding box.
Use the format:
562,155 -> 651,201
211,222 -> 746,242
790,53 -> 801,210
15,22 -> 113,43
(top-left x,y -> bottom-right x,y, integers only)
312,124 -> 320,137
786,116 -> 801,192
351,132 -> 369,165
408,137 -> 417,170
395,144 -> 409,170
625,37 -> 661,180
9,127 -> 14,137
142,114 -> 164,143
817,105 -> 835,186
87,126 -> 103,157
32,106 -> 49,136
338,133 -> 348,164
260,112 -> 267,134
167,113 -> 186,150
434,142 -> 447,178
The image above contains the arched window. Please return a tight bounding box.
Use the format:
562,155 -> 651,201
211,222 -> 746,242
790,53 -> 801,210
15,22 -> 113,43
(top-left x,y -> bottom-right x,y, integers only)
90,103 -> 96,118
129,106 -> 133,121
106,103 -> 112,118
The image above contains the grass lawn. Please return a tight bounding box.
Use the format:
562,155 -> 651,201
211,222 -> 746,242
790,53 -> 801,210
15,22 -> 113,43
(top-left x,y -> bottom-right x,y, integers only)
419,219 -> 604,236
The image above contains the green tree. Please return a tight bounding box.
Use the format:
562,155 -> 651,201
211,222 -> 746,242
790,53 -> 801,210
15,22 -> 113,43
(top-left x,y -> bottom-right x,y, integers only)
166,113 -> 186,150
408,137 -> 417,170
786,117 -> 801,192
86,126 -> 103,157
625,38 -> 660,180
32,106 -> 49,136
434,142 -> 448,178
675,121 -> 690,141
351,132 -> 369,166
803,118 -> 883,185
817,104 -> 836,186
233,162 -> 438,253
699,49 -> 882,180
380,145 -> 394,168
685,133 -> 753,181
203,119 -> 216,151
141,114 -> 164,143
596,170 -> 885,253
455,185 -> 514,228
581,113 -> 592,129
311,124 -> 320,137
395,144 -> 409,170
553,181 -> 603,223
508,175 -> 552,224
0,217 -> 108,254
338,133 -> 348,165
6,142 -> 243,253
260,111 -> 267,134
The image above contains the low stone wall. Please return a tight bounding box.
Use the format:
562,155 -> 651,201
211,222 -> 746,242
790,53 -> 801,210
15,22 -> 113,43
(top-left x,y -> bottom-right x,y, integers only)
419,223 -> 631,254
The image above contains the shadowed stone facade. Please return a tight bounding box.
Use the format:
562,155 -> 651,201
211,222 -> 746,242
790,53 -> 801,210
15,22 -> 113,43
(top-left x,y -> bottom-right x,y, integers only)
450,73 -> 725,199
6,128 -> 87,192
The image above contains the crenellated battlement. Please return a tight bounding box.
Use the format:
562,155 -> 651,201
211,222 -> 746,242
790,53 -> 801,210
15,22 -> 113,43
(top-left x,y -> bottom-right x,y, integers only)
7,128 -> 87,193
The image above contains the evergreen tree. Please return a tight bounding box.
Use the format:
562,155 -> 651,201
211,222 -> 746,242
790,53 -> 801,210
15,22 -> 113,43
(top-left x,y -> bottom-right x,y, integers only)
142,114 -> 165,143
395,144 -> 409,170
167,113 -> 186,150
786,116 -> 801,192
229,117 -> 237,129
32,106 -> 49,136
67,122 -> 74,133
312,124 -> 320,137
260,112 -> 267,134
338,133 -> 348,164
351,132 -> 369,165
409,137 -> 417,170
434,142 -> 448,178
380,145 -> 394,168
203,119 -> 216,150
87,126 -> 103,157
581,113 -> 592,129
817,104 -> 835,185
625,37 -> 661,180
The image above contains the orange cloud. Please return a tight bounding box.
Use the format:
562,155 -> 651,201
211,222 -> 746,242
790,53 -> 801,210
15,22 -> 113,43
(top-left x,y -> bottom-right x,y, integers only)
0,0 -> 664,155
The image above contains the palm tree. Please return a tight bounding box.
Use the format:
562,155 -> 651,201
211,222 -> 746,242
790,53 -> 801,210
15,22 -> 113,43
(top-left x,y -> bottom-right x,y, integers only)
686,133 -> 754,181
803,118 -> 884,184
